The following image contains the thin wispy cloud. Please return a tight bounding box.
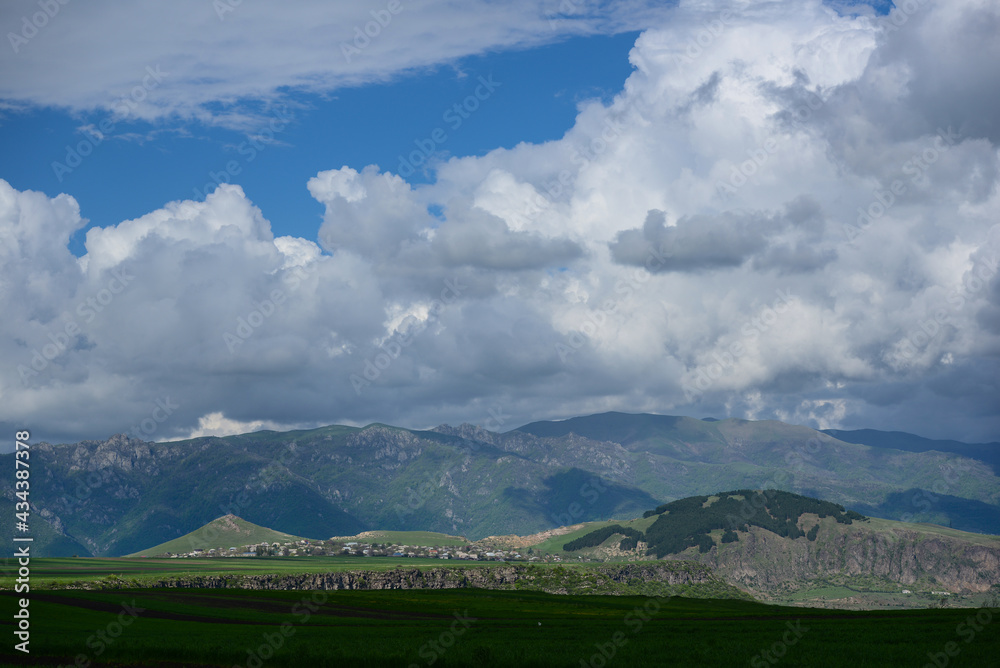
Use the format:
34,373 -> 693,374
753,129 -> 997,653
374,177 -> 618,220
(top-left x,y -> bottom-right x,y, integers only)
1,0 -> 666,128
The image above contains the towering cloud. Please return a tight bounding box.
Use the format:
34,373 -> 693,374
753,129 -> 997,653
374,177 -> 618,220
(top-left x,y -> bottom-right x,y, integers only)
2,0 -> 998,444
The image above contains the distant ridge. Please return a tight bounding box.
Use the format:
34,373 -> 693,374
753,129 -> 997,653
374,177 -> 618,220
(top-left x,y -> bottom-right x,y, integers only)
5,411 -> 998,556
514,411 -> 695,444
822,428 -> 1000,474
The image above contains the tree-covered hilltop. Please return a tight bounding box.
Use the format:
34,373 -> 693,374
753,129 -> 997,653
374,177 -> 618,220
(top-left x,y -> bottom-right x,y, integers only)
564,490 -> 868,557
643,490 -> 867,557
562,524 -> 643,551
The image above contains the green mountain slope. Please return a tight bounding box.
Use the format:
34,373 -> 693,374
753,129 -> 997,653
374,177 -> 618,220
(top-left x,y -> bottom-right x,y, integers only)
0,511 -> 92,557
515,412 -> 1000,532
3,412 -> 998,556
562,490 -> 866,556
531,489 -> 1000,607
128,514 -> 312,557
822,428 -> 1000,475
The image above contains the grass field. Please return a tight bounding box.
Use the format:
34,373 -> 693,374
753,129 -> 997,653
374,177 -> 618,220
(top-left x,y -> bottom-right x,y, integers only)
862,516 -> 1000,547
0,556 -> 497,589
530,515 -> 660,555
1,588 -> 997,667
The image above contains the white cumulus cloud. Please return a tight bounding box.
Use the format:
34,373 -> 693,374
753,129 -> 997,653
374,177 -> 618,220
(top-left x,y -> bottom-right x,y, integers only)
2,0 -> 999,446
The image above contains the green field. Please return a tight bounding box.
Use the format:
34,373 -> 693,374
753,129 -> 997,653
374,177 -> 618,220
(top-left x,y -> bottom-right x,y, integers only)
0,556 -> 491,589
1,588 -> 997,667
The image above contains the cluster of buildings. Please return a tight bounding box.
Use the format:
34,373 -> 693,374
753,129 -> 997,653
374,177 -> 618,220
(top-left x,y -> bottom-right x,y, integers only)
166,539 -> 324,558
161,538 -> 568,562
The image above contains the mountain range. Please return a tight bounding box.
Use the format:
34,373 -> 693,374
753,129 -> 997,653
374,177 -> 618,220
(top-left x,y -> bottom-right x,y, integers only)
3,412 -> 998,557
99,491 -> 1000,610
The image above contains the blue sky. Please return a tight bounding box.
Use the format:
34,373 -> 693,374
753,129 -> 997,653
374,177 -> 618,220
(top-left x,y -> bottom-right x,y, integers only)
2,32 -> 638,255
2,0 -> 998,447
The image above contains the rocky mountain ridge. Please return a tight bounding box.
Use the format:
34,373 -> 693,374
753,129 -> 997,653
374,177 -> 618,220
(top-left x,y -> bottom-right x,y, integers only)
3,412 -> 998,556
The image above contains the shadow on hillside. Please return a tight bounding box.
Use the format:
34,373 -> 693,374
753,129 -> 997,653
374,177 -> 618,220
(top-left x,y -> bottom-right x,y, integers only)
852,489 -> 1000,535
503,468 -> 661,528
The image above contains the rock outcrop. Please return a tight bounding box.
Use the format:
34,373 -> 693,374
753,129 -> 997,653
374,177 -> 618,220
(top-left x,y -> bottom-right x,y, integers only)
695,519 -> 1000,595
78,562 -> 750,599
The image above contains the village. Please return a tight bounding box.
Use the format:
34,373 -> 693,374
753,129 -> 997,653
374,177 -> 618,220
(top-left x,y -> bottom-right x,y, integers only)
160,539 -> 573,563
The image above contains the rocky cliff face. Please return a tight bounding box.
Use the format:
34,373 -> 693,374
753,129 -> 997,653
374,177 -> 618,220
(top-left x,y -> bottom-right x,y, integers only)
695,519 -> 1000,595
78,562 -> 747,599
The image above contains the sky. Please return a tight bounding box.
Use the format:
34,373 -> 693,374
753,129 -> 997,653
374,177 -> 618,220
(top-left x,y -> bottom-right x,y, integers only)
1,0 -> 998,448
